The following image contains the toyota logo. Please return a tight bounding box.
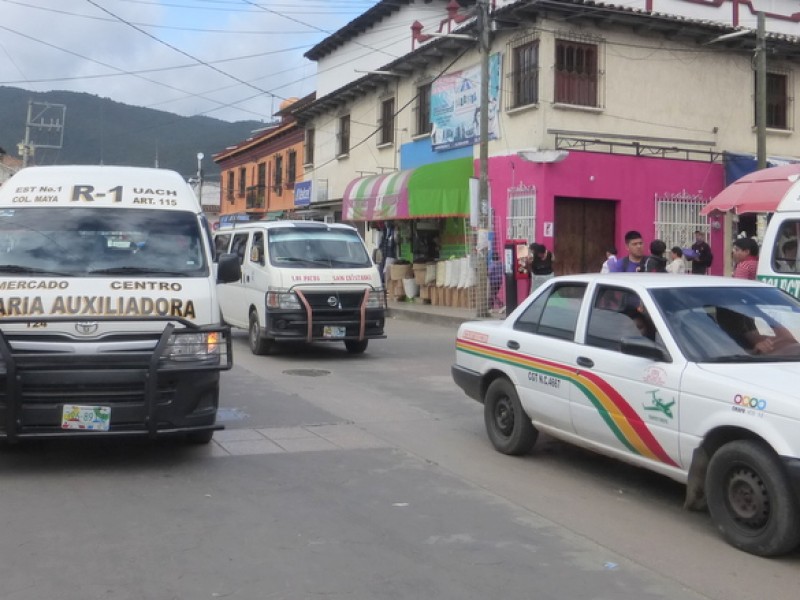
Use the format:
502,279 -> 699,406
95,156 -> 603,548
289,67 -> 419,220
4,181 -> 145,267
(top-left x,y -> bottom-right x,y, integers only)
75,322 -> 99,335
327,296 -> 338,307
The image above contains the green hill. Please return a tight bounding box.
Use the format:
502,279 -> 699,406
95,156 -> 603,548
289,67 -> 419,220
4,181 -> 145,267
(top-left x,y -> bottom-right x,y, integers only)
0,86 -> 264,183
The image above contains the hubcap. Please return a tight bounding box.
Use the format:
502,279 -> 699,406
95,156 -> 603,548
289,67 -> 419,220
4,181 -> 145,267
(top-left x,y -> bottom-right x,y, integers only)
495,396 -> 514,436
726,467 -> 770,529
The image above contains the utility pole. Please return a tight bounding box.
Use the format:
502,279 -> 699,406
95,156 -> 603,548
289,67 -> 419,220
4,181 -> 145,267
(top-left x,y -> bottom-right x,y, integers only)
755,11 -> 767,170
196,152 -> 205,205
17,100 -> 66,168
475,0 -> 491,318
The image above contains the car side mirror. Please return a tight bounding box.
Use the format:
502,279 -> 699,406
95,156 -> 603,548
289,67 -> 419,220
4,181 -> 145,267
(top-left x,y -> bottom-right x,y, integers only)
217,253 -> 241,284
620,336 -> 670,362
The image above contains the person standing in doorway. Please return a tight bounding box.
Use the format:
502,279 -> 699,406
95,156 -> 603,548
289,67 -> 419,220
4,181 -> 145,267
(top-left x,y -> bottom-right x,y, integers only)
690,230 -> 713,275
528,243 -> 555,294
732,237 -> 759,280
609,230 -> 645,272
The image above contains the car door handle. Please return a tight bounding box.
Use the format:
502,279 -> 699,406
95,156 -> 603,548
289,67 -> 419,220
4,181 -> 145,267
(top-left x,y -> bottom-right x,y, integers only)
576,356 -> 594,368
507,340 -> 520,350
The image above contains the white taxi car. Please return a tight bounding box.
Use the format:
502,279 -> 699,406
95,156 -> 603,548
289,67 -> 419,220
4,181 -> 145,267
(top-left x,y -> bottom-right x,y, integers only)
452,273 -> 800,556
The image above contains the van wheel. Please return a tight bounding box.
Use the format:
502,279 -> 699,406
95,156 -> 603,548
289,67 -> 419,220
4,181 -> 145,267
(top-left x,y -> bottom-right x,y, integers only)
248,311 -> 272,355
483,378 -> 537,455
344,339 -> 368,354
706,440 -> 800,556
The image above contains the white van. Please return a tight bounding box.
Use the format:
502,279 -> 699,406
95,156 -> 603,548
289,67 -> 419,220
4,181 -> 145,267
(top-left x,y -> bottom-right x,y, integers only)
758,186 -> 800,297
0,165 -> 240,443
214,220 -> 386,355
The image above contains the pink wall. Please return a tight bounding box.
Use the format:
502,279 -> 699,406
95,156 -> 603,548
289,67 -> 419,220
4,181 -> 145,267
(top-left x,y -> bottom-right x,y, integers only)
484,151 -> 726,276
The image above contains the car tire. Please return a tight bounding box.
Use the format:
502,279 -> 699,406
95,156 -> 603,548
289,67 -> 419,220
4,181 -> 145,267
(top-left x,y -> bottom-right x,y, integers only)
344,339 -> 368,354
483,378 -> 537,455
706,439 -> 800,556
248,310 -> 272,356
186,430 -> 214,444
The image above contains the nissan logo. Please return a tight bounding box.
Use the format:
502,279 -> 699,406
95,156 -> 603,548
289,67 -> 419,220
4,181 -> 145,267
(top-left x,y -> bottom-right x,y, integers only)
75,322 -> 99,335
327,296 -> 338,307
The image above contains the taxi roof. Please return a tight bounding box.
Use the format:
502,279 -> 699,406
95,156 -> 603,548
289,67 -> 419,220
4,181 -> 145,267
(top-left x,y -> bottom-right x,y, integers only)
549,273 -> 769,290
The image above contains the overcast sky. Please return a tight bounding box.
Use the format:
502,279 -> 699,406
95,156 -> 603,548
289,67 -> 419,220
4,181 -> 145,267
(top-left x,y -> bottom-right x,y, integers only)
0,0 -> 382,123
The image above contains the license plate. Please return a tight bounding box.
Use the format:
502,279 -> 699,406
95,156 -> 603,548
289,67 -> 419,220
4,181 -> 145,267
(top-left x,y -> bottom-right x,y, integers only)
61,405 -> 111,431
323,326 -> 346,338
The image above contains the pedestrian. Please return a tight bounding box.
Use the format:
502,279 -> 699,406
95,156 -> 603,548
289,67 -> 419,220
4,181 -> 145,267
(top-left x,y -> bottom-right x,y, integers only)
487,251 -> 503,311
666,246 -> 686,274
690,230 -> 713,275
732,237 -> 759,280
609,230 -> 644,272
528,243 -> 554,294
378,221 -> 398,283
600,246 -> 617,273
641,239 -> 668,273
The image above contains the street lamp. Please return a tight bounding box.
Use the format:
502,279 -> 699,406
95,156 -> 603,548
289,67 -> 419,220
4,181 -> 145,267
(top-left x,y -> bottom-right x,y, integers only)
196,152 -> 204,205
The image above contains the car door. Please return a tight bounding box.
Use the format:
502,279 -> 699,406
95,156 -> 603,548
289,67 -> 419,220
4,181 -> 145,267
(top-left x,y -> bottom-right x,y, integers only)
510,282 -> 587,433
217,230 -> 251,328
570,284 -> 683,470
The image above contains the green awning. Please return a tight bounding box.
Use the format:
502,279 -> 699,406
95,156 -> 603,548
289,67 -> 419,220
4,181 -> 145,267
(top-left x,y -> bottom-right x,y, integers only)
408,157 -> 473,218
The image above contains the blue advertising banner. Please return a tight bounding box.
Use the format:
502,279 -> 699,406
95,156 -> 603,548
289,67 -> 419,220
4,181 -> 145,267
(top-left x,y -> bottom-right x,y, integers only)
431,53 -> 501,151
294,180 -> 312,207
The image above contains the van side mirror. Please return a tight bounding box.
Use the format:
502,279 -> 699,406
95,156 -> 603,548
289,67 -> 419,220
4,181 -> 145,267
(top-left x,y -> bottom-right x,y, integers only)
217,253 -> 241,283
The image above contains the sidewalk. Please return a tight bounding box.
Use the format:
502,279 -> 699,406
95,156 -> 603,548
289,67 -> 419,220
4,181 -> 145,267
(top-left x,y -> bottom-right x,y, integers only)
386,297 -> 504,328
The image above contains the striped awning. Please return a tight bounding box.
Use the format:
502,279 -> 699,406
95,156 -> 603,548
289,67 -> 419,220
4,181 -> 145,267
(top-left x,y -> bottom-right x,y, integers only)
342,157 -> 473,221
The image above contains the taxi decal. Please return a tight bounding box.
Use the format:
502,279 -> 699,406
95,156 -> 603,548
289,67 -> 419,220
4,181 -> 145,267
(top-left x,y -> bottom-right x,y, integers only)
456,337 -> 679,467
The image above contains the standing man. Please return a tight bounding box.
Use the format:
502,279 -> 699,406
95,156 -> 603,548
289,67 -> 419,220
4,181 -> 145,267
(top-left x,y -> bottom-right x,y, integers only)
609,230 -> 645,272
690,230 -> 713,275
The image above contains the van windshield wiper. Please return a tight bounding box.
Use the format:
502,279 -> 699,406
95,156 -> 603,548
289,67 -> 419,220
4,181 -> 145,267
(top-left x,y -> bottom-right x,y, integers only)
0,264 -> 72,276
88,266 -> 189,276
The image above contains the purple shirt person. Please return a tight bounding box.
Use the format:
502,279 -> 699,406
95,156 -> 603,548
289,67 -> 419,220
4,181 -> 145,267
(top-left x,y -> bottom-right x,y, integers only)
609,230 -> 644,272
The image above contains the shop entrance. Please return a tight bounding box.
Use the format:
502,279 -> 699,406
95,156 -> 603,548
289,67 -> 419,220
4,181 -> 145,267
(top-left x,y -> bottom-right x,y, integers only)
553,198 -> 616,274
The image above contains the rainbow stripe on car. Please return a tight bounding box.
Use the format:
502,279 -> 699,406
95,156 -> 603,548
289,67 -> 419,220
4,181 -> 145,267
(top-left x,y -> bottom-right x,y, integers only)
456,336 -> 679,468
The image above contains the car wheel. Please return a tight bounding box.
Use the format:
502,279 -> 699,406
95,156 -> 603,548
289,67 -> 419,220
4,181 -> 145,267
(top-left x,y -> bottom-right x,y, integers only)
186,430 -> 214,444
706,440 -> 800,556
344,339 -> 368,354
483,378 -> 537,455
248,310 -> 272,355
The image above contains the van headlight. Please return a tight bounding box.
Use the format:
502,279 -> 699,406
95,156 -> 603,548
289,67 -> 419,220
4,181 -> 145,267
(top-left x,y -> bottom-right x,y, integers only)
163,331 -> 221,362
365,289 -> 386,309
266,291 -> 301,310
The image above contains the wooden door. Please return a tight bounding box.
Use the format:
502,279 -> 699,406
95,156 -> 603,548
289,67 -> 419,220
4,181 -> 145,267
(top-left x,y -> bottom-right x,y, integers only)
553,198 -> 616,274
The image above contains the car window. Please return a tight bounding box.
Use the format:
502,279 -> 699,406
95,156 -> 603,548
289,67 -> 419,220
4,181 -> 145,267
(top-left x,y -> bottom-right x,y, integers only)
513,283 -> 586,341
652,285 -> 800,362
230,232 -> 249,265
773,220 -> 800,273
214,233 -> 231,257
587,286 -> 657,350
250,231 -> 265,265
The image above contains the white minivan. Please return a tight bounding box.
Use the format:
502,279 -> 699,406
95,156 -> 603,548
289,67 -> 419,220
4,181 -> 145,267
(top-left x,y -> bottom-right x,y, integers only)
758,185 -> 800,297
214,220 -> 386,355
0,165 -> 240,443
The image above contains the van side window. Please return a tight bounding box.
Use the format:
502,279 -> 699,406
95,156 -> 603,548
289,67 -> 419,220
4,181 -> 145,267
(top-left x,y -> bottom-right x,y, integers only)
231,233 -> 249,265
773,221 -> 800,273
250,232 -> 265,265
214,234 -> 232,258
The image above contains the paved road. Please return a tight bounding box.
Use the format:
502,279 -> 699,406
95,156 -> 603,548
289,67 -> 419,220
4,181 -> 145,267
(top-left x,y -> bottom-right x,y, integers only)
0,316 -> 796,599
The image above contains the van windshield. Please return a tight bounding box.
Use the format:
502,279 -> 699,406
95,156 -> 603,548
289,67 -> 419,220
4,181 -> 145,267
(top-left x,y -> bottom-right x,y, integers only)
0,207 -> 207,277
267,227 -> 371,268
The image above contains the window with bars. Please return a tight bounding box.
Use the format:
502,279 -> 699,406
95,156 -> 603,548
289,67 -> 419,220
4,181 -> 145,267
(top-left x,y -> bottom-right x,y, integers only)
238,167 -> 246,197
338,115 -> 350,156
759,71 -> 789,130
274,154 -> 283,191
506,184 -> 537,243
304,128 -> 315,166
555,39 -> 599,107
287,150 -> 297,185
226,171 -> 234,203
510,40 -> 539,108
379,97 -> 395,145
654,191 -> 710,251
416,83 -> 432,135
